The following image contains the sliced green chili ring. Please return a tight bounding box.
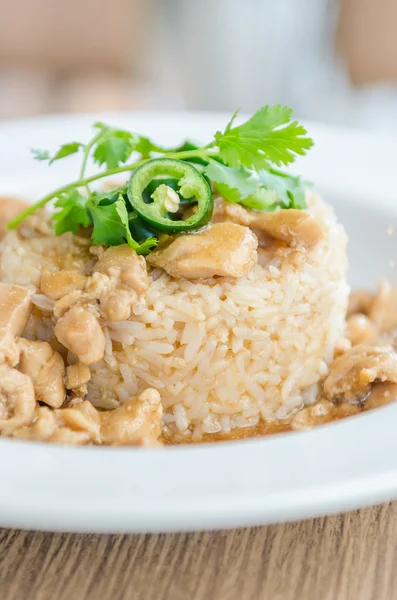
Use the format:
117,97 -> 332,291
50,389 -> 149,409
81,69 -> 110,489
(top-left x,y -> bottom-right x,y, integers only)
127,158 -> 213,233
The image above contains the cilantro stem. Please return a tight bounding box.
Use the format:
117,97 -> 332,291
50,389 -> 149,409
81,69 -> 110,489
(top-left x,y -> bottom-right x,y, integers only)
6,147 -> 218,230
79,132 -> 102,194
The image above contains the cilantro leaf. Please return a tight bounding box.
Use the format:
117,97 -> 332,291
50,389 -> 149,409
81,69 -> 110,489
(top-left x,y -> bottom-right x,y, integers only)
214,105 -> 313,170
92,123 -> 137,169
88,195 -> 157,255
93,123 -> 168,164
134,135 -> 168,157
205,160 -> 279,211
32,143 -> 83,165
254,169 -> 308,209
51,189 -> 90,235
239,188 -> 279,211
89,185 -> 127,205
114,199 -> 157,253
31,148 -> 51,161
224,108 -> 240,133
204,161 -> 257,203
50,142 -> 83,164
205,160 -> 308,211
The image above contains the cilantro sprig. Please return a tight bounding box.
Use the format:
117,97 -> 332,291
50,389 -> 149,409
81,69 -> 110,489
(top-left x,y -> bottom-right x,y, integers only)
7,105 -> 313,254
213,106 -> 313,170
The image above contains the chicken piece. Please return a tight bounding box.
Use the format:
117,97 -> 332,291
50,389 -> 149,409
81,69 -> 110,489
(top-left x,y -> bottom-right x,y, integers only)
249,209 -> 323,249
53,289 -> 84,318
40,269 -> 87,301
347,290 -> 374,317
0,283 -> 33,366
0,364 -> 36,435
57,401 -> 100,444
66,362 -> 91,394
91,245 -> 148,321
213,198 -> 323,249
86,372 -> 121,410
324,344 -> 397,403
346,314 -> 379,346
13,401 -> 100,445
292,380 -> 397,431
13,406 -> 57,441
54,306 -> 105,365
100,388 -> 163,445
0,197 -> 29,235
368,280 -> 397,333
212,199 -> 252,226
147,223 -> 258,280
17,338 -> 65,408
101,289 -> 141,322
94,245 -> 148,294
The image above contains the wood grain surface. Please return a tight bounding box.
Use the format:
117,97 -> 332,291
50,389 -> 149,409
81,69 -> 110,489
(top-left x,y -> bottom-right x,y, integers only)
1,503 -> 397,600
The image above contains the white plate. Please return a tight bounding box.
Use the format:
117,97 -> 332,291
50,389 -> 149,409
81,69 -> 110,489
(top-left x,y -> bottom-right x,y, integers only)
0,111 -> 397,534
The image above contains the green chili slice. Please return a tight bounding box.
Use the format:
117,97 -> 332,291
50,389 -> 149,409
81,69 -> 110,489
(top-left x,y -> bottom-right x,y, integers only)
127,158 -> 213,233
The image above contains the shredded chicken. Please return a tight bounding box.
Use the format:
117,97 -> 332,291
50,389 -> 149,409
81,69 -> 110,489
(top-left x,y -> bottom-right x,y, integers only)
66,362 -> 91,391
12,406 -> 56,441
56,401 -> 101,444
43,245 -> 148,323
40,269 -> 87,300
0,283 -> 33,366
324,344 -> 397,403
250,209 -> 323,249
17,338 -> 65,408
100,388 -> 163,446
53,289 -> 84,318
148,222 -> 258,279
14,401 -> 100,445
213,198 -> 323,249
0,364 -> 36,435
291,379 -> 397,430
91,245 -> 148,321
94,245 -> 148,295
54,306 -> 106,365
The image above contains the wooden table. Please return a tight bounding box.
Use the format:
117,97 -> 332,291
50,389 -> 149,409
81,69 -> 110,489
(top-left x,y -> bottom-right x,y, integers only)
1,503 -> 397,600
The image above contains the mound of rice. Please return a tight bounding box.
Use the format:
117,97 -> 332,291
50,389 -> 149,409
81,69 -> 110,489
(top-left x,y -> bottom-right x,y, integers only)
86,194 -> 349,440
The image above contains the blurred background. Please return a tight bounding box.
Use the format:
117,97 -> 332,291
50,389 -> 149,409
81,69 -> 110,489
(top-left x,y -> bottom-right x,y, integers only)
1,0 -> 397,131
